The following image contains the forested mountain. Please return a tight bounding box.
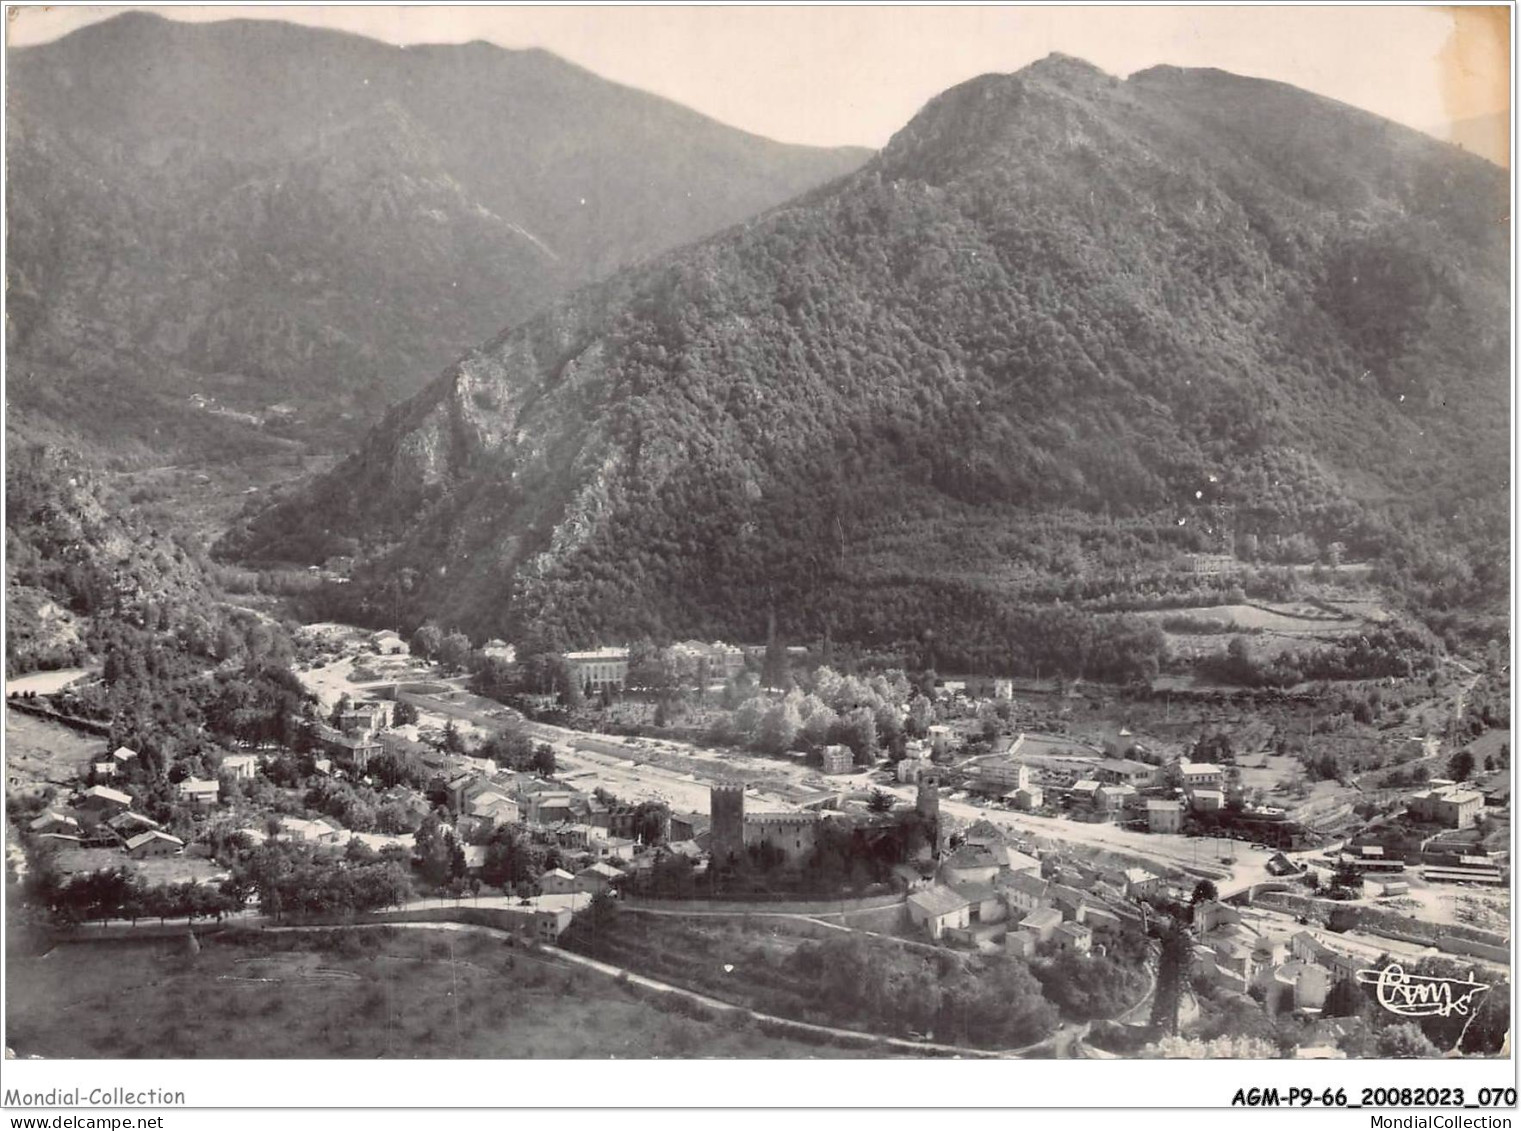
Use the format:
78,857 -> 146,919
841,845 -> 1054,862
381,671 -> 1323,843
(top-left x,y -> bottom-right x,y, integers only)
6,445 -> 215,674
222,56 -> 1510,663
5,12 -> 868,458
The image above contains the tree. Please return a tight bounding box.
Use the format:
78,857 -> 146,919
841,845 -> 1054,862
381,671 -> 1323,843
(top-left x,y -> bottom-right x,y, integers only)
568,889 -> 621,948
1447,748 -> 1475,782
1322,978 -> 1368,1018
626,644 -> 680,698
834,705 -> 879,765
530,743 -> 557,777
368,749 -> 420,790
1191,879 -> 1218,905
375,800 -> 419,835
1459,977 -> 1511,1055
1149,923 -> 1191,1036
756,699 -> 802,755
414,813 -> 457,889
650,852 -> 696,897
866,788 -> 895,814
1329,860 -> 1364,900
293,718 -> 321,754
411,623 -> 443,660
906,696 -> 935,738
798,698 -> 839,751
761,632 -> 788,690
437,631 -> 472,673
1376,1021 -> 1440,1059
392,698 -> 419,727
560,670 -> 584,711
631,801 -> 669,845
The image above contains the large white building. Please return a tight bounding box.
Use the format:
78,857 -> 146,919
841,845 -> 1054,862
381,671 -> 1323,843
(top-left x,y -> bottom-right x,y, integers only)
1407,785 -> 1484,829
669,640 -> 746,681
1181,762 -> 1223,789
565,647 -> 630,693
820,744 -> 855,775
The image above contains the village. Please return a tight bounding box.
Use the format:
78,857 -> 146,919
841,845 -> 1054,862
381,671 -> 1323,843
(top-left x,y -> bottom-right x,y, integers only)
4,614 -> 1509,1057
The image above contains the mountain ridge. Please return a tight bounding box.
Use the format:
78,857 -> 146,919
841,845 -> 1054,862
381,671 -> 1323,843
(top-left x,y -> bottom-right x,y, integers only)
5,12 -> 870,458
219,55 -> 1509,662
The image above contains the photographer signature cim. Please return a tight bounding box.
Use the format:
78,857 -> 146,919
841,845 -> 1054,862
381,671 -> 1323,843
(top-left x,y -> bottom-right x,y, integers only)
1356,964 -> 1490,1018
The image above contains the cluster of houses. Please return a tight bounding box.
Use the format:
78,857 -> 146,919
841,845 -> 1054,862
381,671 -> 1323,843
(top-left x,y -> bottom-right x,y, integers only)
222,740 -> 668,906
315,699 -> 392,771
887,714 -> 1264,841
903,819 -> 1165,958
1067,758 -> 1225,829
916,739 -> 1251,838
443,768 -> 649,877
29,747 -> 192,864
1187,897 -> 1401,1018
896,735 -> 1043,804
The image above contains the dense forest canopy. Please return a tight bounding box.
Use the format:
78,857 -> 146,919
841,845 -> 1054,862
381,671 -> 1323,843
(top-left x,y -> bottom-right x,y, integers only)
221,55 -> 1510,658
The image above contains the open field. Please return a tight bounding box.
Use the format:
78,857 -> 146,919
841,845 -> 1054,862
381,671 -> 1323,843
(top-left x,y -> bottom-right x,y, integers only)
1134,603 -> 1361,634
1377,882 -> 1512,936
1232,752 -> 1345,809
1467,729 -> 1511,764
5,928 -> 856,1059
5,667 -> 98,697
48,846 -> 227,886
5,707 -> 99,791
1130,598 -> 1380,661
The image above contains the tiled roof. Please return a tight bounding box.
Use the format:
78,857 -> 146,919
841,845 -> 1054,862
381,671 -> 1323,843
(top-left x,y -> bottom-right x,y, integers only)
1002,871 -> 1048,896
950,880 -> 998,903
82,785 -> 132,805
908,885 -> 972,918
125,830 -> 183,851
580,862 -> 625,880
943,846 -> 1000,870
1020,907 -> 1062,930
1003,849 -> 1040,873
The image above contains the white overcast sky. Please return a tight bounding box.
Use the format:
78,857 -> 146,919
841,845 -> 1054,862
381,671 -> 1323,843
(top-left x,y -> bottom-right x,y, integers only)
6,5 -> 1511,149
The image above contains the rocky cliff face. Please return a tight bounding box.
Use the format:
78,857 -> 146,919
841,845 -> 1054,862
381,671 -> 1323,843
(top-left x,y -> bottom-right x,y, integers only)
7,446 -> 218,674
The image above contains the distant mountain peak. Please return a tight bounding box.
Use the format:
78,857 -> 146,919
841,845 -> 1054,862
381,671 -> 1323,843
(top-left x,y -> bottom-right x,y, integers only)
877,53 -> 1124,179
1021,51 -> 1113,84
